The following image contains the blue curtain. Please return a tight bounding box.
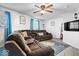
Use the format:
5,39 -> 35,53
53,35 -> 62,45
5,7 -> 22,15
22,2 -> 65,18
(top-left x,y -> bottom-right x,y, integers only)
38,19 -> 40,31
30,18 -> 40,31
30,18 -> 34,30
5,11 -> 11,40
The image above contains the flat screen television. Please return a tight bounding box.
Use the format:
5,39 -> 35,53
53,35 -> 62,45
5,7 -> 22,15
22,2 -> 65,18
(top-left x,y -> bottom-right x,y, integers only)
64,20 -> 79,31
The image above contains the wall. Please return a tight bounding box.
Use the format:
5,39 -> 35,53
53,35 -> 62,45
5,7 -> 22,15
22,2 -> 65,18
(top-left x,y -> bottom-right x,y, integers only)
0,7 -> 43,32
63,31 -> 79,49
44,11 -> 79,49
43,18 -> 63,39
11,11 -> 31,32
11,12 -> 43,32
0,10 -> 5,47
43,11 -> 77,39
0,7 -> 31,32
63,11 -> 79,49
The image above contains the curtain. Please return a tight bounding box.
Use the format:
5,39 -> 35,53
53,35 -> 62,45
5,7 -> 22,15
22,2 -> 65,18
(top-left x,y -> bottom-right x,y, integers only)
30,18 -> 34,30
30,18 -> 40,30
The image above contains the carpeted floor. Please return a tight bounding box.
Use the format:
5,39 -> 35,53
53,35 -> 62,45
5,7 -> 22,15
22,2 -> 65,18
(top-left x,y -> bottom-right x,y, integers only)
0,39 -> 69,56
0,47 -> 8,56
40,40 -> 69,55
51,41 -> 69,55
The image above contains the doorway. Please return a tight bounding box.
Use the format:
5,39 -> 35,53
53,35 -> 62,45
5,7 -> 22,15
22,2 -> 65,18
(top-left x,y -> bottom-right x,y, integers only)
60,23 -> 63,40
5,11 -> 11,40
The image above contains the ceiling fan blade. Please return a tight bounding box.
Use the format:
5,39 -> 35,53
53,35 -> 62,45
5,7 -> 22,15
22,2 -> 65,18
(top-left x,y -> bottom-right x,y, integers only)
41,13 -> 44,15
34,5 -> 40,8
46,4 -> 53,8
33,10 -> 40,13
46,10 -> 53,13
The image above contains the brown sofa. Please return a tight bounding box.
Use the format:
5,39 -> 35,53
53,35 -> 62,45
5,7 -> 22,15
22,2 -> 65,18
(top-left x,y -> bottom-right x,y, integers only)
5,31 -> 54,56
18,30 -> 53,41
32,30 -> 52,41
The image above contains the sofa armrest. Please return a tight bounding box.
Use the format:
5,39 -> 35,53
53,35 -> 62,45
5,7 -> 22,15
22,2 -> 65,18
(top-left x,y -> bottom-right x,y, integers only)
5,41 -> 27,56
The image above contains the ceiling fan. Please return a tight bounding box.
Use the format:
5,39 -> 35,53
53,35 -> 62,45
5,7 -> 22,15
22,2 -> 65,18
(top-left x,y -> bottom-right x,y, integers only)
33,4 -> 54,15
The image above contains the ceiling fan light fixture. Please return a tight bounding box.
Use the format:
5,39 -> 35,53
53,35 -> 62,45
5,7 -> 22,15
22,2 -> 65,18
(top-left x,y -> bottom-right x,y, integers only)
33,4 -> 53,15
40,10 -> 45,14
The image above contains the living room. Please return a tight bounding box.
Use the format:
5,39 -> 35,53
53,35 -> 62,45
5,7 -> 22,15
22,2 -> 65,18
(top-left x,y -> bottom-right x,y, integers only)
0,3 -> 79,56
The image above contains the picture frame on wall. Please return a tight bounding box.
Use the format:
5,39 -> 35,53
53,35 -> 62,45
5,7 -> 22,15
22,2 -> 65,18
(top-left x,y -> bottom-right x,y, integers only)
20,16 -> 26,24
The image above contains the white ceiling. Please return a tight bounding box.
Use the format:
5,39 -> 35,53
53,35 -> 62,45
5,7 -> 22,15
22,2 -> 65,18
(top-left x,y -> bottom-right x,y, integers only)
0,3 -> 79,20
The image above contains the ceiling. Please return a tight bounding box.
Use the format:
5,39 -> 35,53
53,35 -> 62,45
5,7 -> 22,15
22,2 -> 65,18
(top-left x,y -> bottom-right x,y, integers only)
0,3 -> 79,20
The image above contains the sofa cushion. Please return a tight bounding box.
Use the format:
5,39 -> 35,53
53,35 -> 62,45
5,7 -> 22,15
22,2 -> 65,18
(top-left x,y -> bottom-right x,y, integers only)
27,46 -> 54,56
27,43 -> 40,51
25,38 -> 34,44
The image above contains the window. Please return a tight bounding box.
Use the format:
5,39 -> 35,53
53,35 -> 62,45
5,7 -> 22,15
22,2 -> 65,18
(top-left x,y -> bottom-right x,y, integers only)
64,20 -> 79,31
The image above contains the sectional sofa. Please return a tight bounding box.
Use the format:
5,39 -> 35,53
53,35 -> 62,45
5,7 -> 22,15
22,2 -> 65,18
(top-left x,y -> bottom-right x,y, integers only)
5,30 -> 54,56
18,30 -> 53,41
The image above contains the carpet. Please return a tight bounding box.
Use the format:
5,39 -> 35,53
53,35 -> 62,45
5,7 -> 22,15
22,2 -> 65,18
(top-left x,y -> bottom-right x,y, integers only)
0,47 -> 8,56
0,40 -> 69,56
51,41 -> 69,55
40,40 -> 69,55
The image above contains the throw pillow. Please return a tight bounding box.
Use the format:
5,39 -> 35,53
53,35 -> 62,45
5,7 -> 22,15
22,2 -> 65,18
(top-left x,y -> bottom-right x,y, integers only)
21,32 -> 28,37
37,33 -> 43,36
